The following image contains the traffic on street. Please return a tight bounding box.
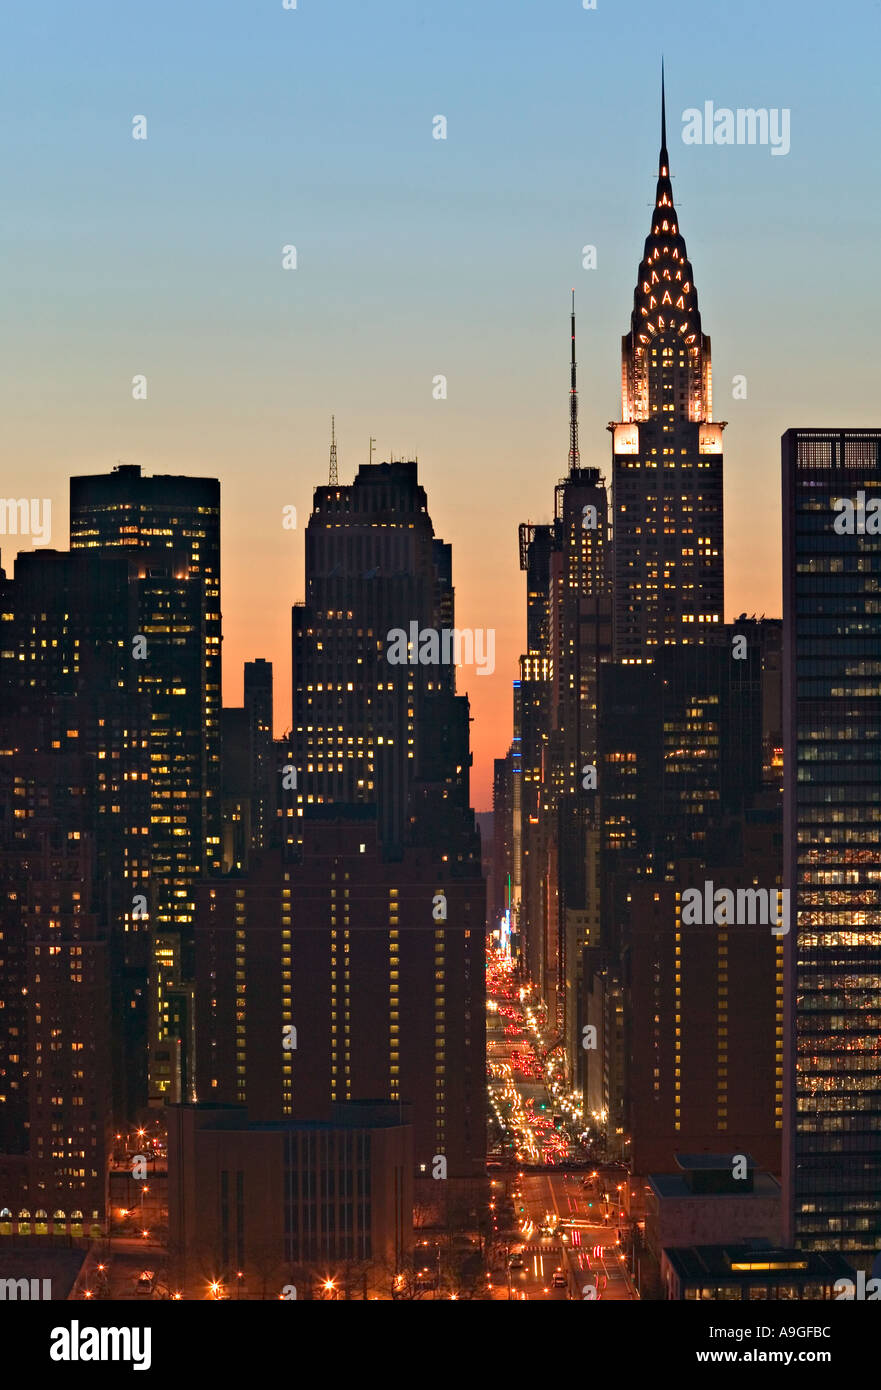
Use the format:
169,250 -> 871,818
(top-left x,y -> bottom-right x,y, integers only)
486,952 -> 636,1300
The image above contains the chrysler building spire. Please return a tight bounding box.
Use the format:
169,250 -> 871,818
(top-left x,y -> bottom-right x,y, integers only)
609,68 -> 725,659
660,57 -> 668,171
621,68 -> 713,425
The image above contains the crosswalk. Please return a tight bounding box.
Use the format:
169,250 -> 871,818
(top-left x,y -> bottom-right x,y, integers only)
508,1241 -> 614,1257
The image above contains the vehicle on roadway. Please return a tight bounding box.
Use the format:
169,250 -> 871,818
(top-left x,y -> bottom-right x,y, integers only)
508,1254 -> 524,1270
552,1271 -> 567,1288
136,1270 -> 154,1296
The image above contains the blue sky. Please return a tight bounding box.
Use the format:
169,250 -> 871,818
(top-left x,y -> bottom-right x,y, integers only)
2,0 -> 878,803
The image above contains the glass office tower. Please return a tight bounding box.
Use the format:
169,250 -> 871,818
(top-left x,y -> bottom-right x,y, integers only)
782,428 -> 881,1266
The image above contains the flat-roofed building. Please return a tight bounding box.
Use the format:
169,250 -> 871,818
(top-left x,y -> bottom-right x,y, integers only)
782,428 -> 881,1266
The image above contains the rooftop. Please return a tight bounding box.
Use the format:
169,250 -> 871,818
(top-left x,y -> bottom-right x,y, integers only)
663,1243 -> 854,1283
648,1171 -> 780,1200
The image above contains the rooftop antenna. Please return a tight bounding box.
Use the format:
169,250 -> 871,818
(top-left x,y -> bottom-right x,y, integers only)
328,416 -> 338,485
369,436 -> 376,465
568,290 -> 580,471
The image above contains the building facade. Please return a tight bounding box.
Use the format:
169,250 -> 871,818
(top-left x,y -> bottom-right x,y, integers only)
195,812 -> 485,1178
70,463 -> 222,1104
0,550 -> 151,1123
782,427 -> 881,1266
167,1101 -> 413,1296
0,749 -> 110,1239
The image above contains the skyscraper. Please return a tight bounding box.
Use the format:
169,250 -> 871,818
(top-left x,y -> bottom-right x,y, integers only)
291,457 -> 476,858
609,72 -> 724,660
280,453 -> 485,1176
244,659 -> 274,852
515,527 -> 553,990
545,306 -> 612,1063
70,464 -> 222,1103
598,622 -> 782,1166
515,301 -> 612,1073
590,78 -> 780,1185
782,427 -> 881,1265
219,660 -> 275,873
0,745 -> 111,1238
0,550 -> 152,1123
195,813 -> 485,1176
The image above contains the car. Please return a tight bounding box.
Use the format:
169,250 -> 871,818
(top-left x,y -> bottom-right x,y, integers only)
552,1272 -> 567,1288
135,1270 -> 154,1296
508,1255 -> 524,1270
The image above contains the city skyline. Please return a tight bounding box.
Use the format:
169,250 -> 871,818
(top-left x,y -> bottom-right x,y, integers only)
3,1 -> 880,807
1,3 -> 878,1328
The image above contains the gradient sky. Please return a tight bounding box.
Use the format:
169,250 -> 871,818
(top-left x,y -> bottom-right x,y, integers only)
2,0 -> 879,808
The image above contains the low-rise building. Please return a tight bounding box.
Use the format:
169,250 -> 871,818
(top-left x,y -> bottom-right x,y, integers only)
661,1242 -> 854,1301
167,1100 -> 412,1299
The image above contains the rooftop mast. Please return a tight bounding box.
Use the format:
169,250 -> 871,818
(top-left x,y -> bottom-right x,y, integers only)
568,290 -> 580,471
328,415 -> 338,485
